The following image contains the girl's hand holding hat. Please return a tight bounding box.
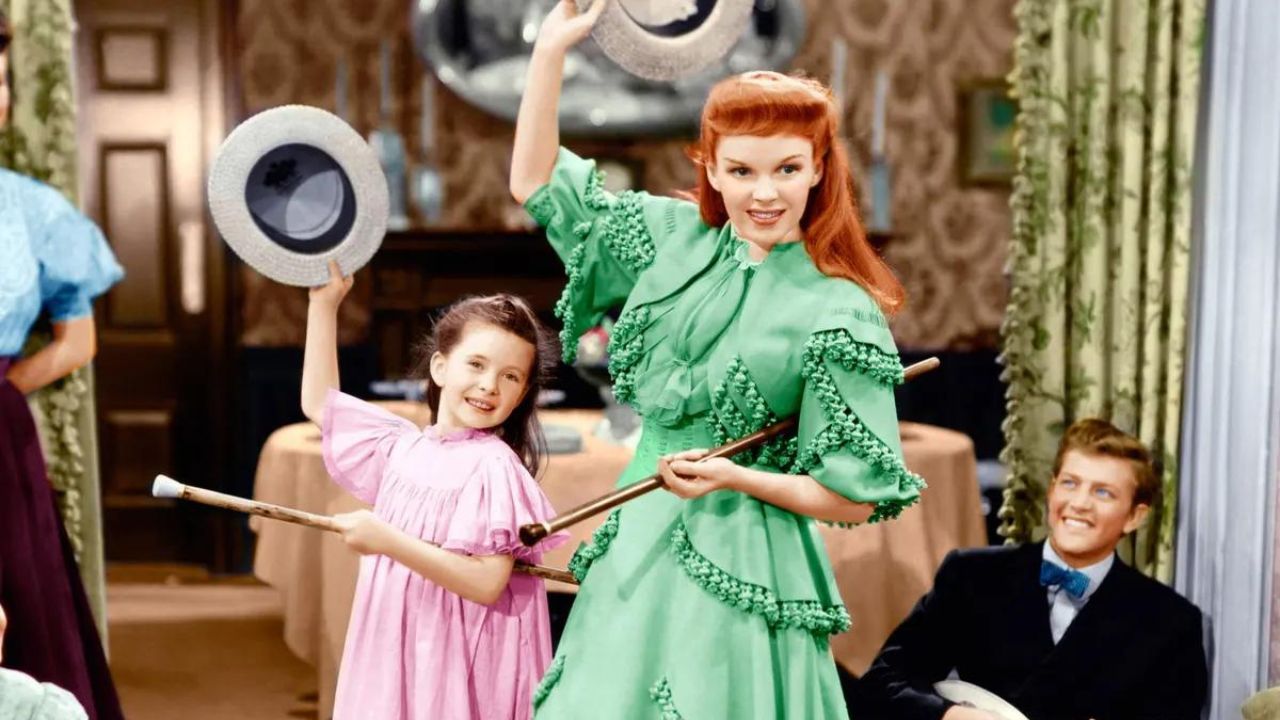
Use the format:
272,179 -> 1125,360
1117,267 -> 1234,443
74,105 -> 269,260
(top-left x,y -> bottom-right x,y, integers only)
309,260 -> 354,310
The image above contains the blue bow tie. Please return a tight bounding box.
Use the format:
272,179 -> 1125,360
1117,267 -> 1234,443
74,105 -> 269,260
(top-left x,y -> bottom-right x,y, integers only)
1040,560 -> 1090,600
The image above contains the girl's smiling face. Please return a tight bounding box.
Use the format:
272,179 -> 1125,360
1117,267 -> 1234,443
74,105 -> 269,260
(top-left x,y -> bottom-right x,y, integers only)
428,321 -> 534,433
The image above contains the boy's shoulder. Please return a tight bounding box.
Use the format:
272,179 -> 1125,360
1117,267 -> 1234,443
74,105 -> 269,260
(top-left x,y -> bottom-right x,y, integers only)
943,542 -> 1033,574
1110,558 -> 1203,623
926,543 -> 1036,597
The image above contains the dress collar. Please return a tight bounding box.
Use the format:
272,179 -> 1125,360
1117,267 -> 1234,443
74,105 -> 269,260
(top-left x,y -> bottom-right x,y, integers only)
727,224 -> 805,269
424,424 -> 491,443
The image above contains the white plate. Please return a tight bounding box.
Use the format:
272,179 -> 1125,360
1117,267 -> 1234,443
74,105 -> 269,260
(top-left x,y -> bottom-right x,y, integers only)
934,680 -> 1031,720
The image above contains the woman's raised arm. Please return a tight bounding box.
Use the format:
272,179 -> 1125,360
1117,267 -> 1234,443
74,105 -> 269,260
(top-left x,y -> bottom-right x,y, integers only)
509,0 -> 607,204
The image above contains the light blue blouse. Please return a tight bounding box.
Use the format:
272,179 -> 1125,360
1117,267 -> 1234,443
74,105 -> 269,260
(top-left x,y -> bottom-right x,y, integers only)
0,168 -> 124,356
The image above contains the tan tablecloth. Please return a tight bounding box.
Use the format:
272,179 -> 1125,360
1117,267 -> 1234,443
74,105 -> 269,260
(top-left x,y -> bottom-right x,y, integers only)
253,411 -> 981,716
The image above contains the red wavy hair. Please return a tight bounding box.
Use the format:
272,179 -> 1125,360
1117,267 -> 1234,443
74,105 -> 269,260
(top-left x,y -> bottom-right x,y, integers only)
686,71 -> 905,314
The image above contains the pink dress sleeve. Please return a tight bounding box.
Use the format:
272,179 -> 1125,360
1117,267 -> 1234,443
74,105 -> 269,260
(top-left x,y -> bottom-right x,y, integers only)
440,448 -> 570,563
320,389 -> 420,504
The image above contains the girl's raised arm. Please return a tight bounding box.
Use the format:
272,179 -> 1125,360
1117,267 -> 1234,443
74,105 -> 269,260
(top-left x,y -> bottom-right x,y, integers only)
301,261 -> 353,425
509,0 -> 607,204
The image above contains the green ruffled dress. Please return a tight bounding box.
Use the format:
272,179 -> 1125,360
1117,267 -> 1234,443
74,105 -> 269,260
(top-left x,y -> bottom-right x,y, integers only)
524,149 -> 925,719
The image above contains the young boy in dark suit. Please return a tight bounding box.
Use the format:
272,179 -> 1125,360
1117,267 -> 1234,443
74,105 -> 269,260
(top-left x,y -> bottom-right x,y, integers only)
858,418 -> 1207,720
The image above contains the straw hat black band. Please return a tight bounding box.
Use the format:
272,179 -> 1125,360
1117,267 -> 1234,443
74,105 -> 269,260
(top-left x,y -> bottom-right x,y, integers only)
208,105 -> 388,287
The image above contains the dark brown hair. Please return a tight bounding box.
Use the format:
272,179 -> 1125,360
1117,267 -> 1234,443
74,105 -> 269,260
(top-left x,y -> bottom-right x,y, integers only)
0,10 -> 9,53
1052,418 -> 1159,507
412,294 -> 558,475
686,71 -> 905,315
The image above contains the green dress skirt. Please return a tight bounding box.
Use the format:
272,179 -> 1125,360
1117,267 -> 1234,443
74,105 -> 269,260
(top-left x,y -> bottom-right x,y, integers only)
536,419 -> 855,718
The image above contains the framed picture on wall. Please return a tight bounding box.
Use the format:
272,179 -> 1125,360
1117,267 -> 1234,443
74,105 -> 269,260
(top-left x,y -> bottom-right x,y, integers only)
957,81 -> 1017,186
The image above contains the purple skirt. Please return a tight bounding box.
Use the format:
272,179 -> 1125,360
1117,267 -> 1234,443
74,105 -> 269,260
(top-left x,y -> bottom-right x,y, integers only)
0,357 -> 124,720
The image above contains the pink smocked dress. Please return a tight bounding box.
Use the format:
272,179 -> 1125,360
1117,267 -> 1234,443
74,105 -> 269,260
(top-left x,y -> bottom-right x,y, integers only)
321,390 -> 568,720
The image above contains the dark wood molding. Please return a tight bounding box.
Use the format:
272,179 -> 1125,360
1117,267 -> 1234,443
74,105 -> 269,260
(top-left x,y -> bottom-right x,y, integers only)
94,26 -> 169,92
98,141 -> 173,330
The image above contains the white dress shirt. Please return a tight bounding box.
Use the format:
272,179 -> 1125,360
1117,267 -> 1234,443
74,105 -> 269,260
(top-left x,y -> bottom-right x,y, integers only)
1042,542 -> 1114,644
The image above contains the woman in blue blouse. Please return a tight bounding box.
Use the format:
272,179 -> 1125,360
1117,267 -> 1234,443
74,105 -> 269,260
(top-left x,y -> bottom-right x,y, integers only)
0,13 -> 126,720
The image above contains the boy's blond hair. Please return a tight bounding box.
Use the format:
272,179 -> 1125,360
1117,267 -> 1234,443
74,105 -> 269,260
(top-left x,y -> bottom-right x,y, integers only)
1052,418 -> 1159,507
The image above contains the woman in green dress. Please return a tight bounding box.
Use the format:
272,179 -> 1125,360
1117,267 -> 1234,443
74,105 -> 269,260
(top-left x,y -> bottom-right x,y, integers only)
509,2 -> 925,717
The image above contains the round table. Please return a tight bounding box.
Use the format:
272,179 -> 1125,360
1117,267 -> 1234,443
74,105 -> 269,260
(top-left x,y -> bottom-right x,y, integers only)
252,410 -> 982,716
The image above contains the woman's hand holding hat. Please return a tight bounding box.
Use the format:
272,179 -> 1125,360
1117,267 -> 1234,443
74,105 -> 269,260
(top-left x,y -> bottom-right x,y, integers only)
535,0 -> 608,56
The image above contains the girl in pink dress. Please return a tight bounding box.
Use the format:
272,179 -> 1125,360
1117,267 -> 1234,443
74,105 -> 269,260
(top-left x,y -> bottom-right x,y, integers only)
300,263 -> 568,720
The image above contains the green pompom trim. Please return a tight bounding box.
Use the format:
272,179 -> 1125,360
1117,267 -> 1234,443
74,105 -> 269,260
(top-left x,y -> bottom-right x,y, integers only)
585,162 -> 655,272
715,358 -> 766,432
584,164 -> 610,210
554,238 -> 591,363
526,193 -> 550,225
607,305 -> 649,405
709,356 -> 795,468
802,329 -> 904,387
526,190 -> 560,228
759,434 -> 799,471
649,678 -> 685,719
567,509 -> 621,582
670,523 -> 852,637
603,191 -> 656,274
711,368 -> 752,439
533,654 -> 565,708
795,336 -> 925,523
551,177 -> 655,365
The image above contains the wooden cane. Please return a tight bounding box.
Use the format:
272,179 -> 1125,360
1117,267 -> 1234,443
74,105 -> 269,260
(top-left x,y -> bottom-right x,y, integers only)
518,356 -> 941,546
153,475 -> 578,585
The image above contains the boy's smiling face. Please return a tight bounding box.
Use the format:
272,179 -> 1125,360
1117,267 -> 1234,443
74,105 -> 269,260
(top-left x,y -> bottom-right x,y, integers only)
1046,450 -> 1150,568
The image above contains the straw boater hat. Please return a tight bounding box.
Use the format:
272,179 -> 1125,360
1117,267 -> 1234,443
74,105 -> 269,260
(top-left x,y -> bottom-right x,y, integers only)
934,680 -> 1031,720
578,0 -> 755,81
207,105 -> 388,287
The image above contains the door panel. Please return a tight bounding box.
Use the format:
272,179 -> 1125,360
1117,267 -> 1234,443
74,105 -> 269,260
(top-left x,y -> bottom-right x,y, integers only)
75,0 -> 231,566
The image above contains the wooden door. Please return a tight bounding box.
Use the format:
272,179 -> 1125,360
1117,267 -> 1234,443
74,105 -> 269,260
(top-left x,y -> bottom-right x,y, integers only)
74,0 -> 233,566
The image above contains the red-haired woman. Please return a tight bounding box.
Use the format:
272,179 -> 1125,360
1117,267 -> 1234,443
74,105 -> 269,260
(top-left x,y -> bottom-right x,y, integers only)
510,2 -> 923,716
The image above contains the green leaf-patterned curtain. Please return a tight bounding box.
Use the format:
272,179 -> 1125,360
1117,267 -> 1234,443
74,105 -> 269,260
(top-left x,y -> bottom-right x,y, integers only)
0,0 -> 110,637
998,0 -> 1205,582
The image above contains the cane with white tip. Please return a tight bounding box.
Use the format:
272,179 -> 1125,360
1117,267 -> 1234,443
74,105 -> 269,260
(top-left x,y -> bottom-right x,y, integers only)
152,474 -> 341,531
152,475 -> 577,585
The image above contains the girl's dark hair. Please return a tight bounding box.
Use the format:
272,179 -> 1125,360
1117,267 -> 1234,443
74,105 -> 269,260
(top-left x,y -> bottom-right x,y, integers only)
412,294 -> 559,475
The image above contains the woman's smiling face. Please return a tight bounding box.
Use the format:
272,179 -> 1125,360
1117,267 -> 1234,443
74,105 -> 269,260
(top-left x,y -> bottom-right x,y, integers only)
705,134 -> 822,251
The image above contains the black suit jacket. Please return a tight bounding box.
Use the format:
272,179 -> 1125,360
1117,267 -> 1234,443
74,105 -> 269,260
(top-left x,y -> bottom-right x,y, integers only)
857,542 -> 1207,720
